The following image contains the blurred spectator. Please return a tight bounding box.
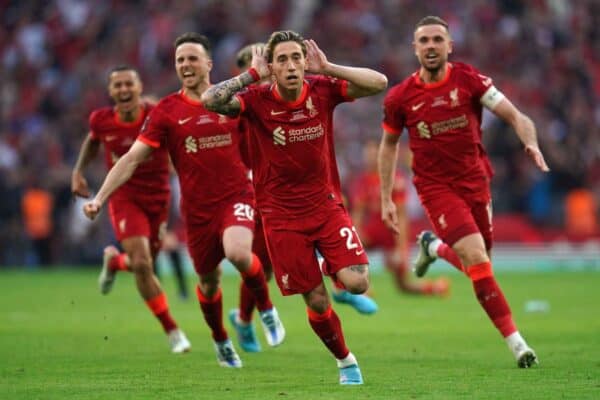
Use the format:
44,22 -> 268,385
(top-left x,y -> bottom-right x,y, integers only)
21,177 -> 54,266
1,0 -> 599,265
565,188 -> 598,239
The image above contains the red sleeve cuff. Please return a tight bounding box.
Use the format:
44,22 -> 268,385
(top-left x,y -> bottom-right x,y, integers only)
235,94 -> 246,114
382,122 -> 402,135
138,135 -> 160,148
340,80 -> 355,102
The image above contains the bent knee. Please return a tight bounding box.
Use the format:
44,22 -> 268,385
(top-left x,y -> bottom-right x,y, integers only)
224,247 -> 251,268
338,264 -> 370,294
129,253 -> 153,272
345,278 -> 369,295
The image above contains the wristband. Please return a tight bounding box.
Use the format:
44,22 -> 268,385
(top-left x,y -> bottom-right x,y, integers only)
247,67 -> 260,82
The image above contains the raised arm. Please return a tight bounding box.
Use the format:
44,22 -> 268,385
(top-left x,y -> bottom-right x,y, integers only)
83,140 -> 154,220
304,39 -> 388,99
71,133 -> 101,198
378,131 -> 402,234
201,45 -> 269,116
490,98 -> 550,172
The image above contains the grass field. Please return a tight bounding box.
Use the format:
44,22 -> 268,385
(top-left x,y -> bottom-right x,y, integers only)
0,269 -> 598,399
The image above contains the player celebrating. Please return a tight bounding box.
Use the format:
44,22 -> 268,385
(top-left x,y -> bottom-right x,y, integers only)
379,16 -> 548,368
202,31 -> 388,384
71,66 -> 190,354
82,33 -> 285,368
350,140 -> 449,296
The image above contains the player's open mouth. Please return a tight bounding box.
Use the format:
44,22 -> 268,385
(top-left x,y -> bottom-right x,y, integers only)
286,75 -> 298,82
118,95 -> 133,103
182,72 -> 195,78
426,53 -> 438,61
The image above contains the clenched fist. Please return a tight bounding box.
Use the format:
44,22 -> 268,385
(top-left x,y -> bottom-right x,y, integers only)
83,199 -> 102,220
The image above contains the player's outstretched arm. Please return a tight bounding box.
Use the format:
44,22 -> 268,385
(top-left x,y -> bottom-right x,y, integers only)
304,39 -> 387,99
378,131 -> 401,234
71,133 -> 101,198
83,140 -> 153,220
491,98 -> 550,172
201,45 -> 269,116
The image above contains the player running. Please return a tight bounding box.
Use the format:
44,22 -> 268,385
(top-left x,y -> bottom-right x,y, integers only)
202,30 -> 387,384
82,33 -> 284,368
379,16 -> 548,368
71,66 -> 190,354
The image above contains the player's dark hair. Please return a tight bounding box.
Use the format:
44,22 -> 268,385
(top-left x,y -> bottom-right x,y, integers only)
266,30 -> 306,63
415,15 -> 450,33
236,42 -> 264,69
107,65 -> 139,83
174,32 -> 212,55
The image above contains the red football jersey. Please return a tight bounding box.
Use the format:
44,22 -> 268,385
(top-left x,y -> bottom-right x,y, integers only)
382,62 -> 495,191
236,75 -> 353,218
89,104 -> 170,200
139,91 -> 252,220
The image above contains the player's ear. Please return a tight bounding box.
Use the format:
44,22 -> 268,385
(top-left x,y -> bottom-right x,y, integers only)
447,36 -> 453,55
207,58 -> 213,72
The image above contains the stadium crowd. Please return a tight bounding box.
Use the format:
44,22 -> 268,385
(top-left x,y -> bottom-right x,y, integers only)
0,0 -> 598,266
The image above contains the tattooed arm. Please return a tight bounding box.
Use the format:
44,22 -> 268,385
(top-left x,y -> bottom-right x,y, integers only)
201,45 -> 270,116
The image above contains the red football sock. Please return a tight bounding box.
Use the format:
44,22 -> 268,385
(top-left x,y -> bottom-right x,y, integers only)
240,254 -> 273,312
238,281 -> 256,323
196,286 -> 227,342
145,292 -> 177,333
307,306 -> 350,360
468,262 -> 517,337
109,253 -> 128,271
437,243 -> 465,273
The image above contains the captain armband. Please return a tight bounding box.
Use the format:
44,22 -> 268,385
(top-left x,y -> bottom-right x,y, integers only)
480,86 -> 505,110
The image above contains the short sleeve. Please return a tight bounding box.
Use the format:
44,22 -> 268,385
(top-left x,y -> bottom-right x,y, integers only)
463,65 -> 495,100
314,75 -> 353,106
382,89 -> 405,135
139,107 -> 167,148
88,110 -> 101,140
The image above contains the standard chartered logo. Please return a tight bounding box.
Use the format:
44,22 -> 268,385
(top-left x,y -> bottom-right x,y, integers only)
272,123 -> 325,146
185,134 -> 232,152
417,121 -> 431,139
185,136 -> 198,153
273,126 -> 286,145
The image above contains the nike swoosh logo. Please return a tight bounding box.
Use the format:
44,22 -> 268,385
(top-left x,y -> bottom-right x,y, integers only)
412,102 -> 425,111
270,110 -> 286,116
105,135 -> 117,142
178,117 -> 193,125
355,249 -> 365,256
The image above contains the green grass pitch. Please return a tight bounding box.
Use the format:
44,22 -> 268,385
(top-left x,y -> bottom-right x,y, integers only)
0,269 -> 598,399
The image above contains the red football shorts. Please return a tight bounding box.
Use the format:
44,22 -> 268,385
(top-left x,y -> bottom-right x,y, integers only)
417,181 -> 493,249
262,203 -> 369,296
185,193 -> 256,276
108,194 -> 169,254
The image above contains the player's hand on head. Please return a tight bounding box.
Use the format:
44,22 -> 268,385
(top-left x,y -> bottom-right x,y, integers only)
381,199 -> 401,235
304,39 -> 328,74
525,145 -> 550,172
83,200 -> 102,220
251,44 -> 270,79
71,172 -> 91,198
